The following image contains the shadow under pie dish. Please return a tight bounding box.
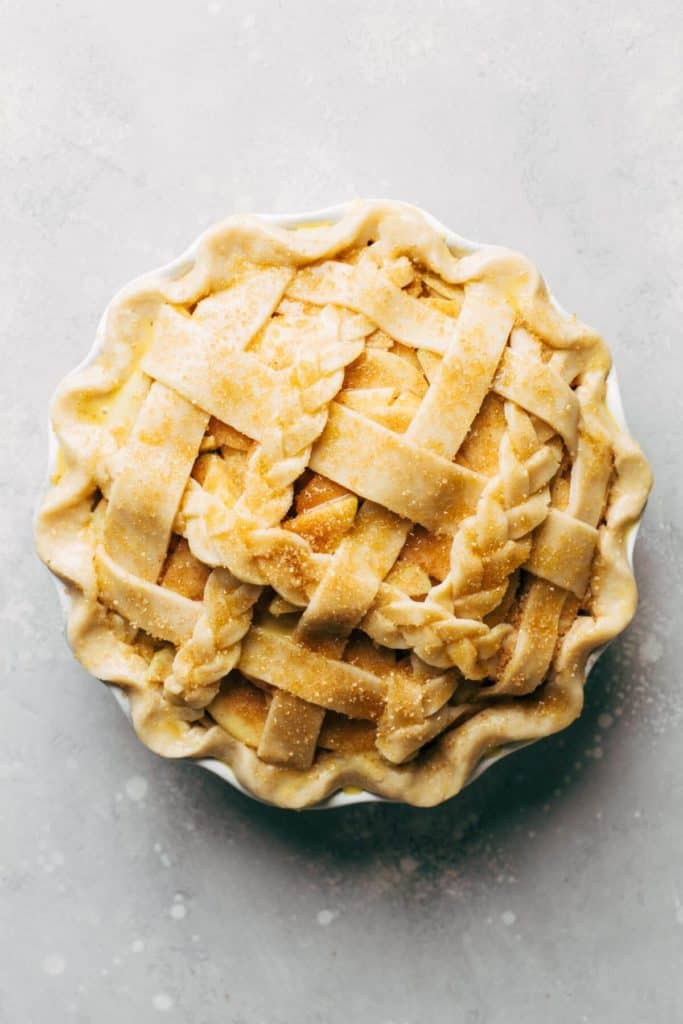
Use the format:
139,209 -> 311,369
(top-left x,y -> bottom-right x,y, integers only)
36,200 -> 652,809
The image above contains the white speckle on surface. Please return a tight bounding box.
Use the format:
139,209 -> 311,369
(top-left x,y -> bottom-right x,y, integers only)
42,953 -> 66,976
153,993 -> 174,1012
598,712 -> 614,729
125,776 -> 148,802
131,939 -> 144,953
501,911 -> 516,927
170,903 -> 187,920
40,850 -> 64,874
317,909 -> 338,927
640,635 -> 663,665
152,842 -> 172,867
207,1 -> 221,13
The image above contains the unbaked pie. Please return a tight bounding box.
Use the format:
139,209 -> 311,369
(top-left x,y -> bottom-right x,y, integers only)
36,201 -> 651,807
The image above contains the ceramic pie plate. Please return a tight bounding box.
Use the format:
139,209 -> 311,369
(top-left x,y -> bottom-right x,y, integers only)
42,202 -> 643,810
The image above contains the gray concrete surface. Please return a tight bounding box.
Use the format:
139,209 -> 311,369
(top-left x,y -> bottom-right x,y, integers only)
2,1 -> 681,1021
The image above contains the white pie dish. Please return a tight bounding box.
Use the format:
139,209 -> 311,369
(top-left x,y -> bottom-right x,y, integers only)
42,201 -> 643,810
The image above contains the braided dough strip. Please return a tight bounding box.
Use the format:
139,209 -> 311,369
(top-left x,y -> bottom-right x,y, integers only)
165,569 -> 261,709
361,395 -> 561,677
175,310 -> 364,586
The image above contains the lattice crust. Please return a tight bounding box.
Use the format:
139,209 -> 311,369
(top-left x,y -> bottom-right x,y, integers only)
36,201 -> 652,808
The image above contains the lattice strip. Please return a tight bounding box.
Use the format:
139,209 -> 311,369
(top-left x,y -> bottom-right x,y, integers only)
310,403 -> 483,529
94,545 -> 201,645
288,259 -> 456,353
103,382 -> 208,581
142,313 -> 279,441
239,625 -> 386,721
406,282 -> 514,458
493,347 -> 579,454
526,509 -> 599,597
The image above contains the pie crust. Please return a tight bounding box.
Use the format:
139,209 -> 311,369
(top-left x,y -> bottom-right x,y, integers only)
35,201 -> 652,807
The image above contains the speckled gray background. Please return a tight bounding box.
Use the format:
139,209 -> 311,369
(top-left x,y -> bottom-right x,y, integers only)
2,1 -> 681,1021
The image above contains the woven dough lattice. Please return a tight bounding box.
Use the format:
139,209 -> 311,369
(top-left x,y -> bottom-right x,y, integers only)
36,201 -> 651,807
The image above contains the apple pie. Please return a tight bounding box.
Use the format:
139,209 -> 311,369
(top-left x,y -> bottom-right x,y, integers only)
35,201 -> 652,807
